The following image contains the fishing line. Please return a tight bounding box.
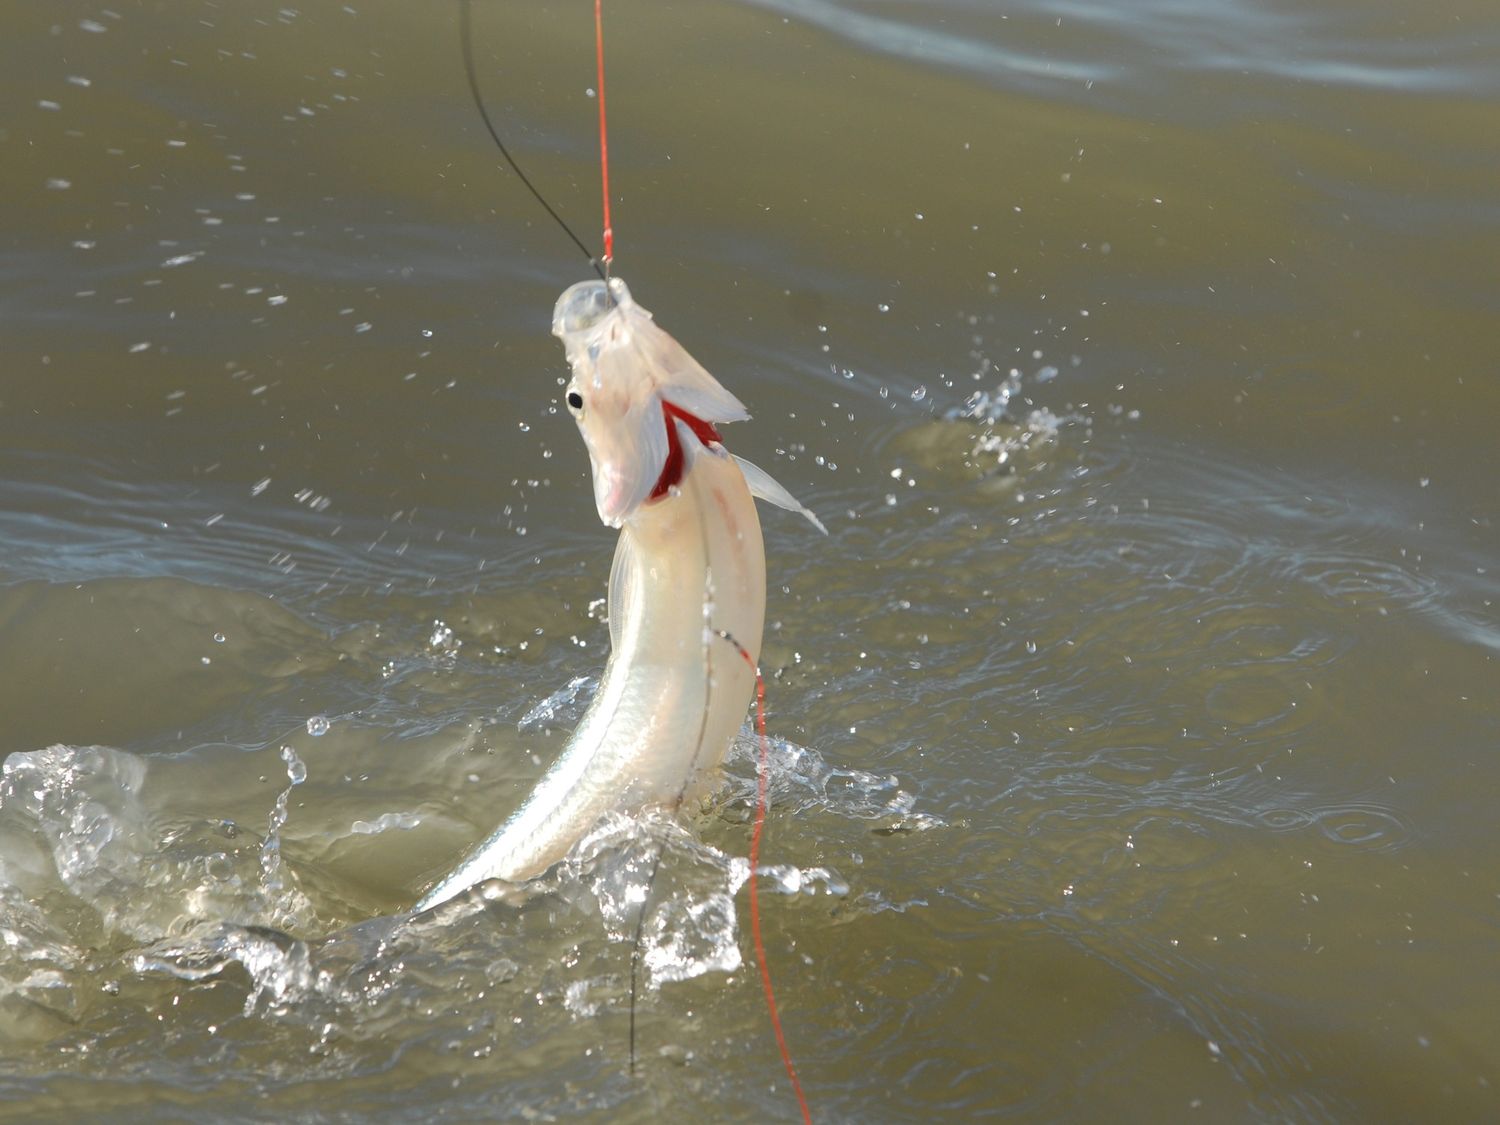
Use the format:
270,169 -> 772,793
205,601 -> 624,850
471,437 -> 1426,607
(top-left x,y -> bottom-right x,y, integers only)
627,455 -> 810,1125
593,0 -> 614,268
627,613 -> 813,1125
460,1 -> 805,1114
458,0 -> 605,278
718,629 -> 813,1125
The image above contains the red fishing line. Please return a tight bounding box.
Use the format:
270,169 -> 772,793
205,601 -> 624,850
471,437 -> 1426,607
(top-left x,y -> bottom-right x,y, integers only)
740,652 -> 813,1124
464,8 -> 808,1109
596,8 -> 802,1114
594,0 -> 614,266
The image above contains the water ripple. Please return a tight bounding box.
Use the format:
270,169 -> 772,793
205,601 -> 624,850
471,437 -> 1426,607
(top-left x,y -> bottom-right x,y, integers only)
741,0 -> 1500,106
1255,801 -> 1412,853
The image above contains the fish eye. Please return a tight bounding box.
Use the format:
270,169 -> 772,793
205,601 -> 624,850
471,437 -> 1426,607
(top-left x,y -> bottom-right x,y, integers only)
566,390 -> 584,411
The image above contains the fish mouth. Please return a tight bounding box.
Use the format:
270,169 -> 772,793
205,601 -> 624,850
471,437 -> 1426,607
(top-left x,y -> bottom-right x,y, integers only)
552,277 -> 633,338
592,468 -> 631,528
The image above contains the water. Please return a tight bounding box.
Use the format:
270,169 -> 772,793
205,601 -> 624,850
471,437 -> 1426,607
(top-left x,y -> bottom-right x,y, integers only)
2,0 -> 1497,1119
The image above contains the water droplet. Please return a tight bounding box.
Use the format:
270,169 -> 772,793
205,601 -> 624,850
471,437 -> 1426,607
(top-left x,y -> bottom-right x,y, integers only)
305,715 -> 330,737
910,385 -> 927,401
213,632 -> 226,643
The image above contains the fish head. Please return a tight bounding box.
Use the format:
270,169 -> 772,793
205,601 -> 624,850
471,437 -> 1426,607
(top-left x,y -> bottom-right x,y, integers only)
552,276 -> 751,528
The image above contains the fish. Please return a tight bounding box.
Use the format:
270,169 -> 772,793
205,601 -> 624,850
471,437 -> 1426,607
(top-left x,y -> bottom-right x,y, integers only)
415,276 -> 822,911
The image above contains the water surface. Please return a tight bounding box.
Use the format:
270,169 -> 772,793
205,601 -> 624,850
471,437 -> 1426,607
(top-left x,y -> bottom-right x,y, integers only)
2,0 -> 1497,1120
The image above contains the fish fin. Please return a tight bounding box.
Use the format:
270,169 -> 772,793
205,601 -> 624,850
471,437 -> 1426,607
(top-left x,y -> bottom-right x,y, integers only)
633,314 -> 751,426
606,526 -> 640,652
733,455 -> 828,534
656,375 -> 750,428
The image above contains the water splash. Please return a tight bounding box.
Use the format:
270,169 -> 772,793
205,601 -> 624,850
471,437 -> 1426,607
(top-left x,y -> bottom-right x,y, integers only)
518,676 -> 593,732
951,368 -> 1076,475
134,922 -> 315,1017
726,731 -> 946,833
257,745 -> 312,934
0,745 -> 150,931
555,809 -> 849,991
557,813 -> 745,987
425,618 -> 462,662
0,741 -> 321,953
350,811 -> 422,835
0,740 -> 852,1049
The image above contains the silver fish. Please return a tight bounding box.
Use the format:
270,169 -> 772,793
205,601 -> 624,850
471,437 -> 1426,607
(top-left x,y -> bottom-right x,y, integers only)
415,277 -> 821,911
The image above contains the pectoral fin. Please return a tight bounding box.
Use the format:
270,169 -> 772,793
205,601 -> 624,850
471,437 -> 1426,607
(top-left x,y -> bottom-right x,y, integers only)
732,455 -> 828,534
606,526 -> 639,652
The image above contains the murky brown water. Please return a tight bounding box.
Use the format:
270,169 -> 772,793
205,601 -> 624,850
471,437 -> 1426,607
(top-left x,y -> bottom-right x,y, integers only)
2,0 -> 1497,1120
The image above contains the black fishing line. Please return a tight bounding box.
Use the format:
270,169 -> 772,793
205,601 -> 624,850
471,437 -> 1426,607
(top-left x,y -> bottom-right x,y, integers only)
459,0 -> 606,279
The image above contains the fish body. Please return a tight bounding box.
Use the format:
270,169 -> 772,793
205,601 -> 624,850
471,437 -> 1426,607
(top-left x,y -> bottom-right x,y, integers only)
415,277 -> 819,911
